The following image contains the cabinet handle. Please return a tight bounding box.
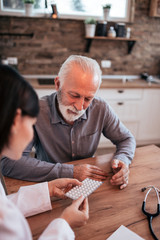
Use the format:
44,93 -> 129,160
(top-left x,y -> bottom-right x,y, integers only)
117,102 -> 124,105
118,90 -> 124,93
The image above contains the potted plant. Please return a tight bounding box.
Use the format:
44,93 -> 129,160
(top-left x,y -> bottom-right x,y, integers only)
84,18 -> 96,37
103,4 -> 111,21
24,0 -> 35,16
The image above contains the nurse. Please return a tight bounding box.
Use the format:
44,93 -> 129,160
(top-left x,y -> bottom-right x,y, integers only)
0,64 -> 89,239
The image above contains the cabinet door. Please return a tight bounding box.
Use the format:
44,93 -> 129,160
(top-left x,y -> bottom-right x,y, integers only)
108,100 -> 141,122
97,89 -> 143,100
97,89 -> 143,123
97,89 -> 142,143
138,89 -> 160,141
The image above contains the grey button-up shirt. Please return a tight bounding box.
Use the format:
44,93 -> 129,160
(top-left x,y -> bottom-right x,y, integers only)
1,93 -> 136,181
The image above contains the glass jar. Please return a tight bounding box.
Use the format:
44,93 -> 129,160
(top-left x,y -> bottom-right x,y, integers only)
108,26 -> 116,38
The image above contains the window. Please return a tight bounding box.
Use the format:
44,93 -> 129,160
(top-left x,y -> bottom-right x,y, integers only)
0,0 -> 46,16
55,0 -> 132,22
0,0 -> 134,22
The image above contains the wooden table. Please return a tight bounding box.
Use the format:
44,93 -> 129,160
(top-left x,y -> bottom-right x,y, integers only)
4,145 -> 160,240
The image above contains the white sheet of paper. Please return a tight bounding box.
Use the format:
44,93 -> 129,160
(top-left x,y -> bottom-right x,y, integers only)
106,225 -> 145,240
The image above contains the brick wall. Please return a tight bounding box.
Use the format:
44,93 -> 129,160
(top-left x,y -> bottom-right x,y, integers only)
0,0 -> 160,75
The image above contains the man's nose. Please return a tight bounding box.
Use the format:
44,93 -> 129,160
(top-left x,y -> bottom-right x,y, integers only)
74,98 -> 85,111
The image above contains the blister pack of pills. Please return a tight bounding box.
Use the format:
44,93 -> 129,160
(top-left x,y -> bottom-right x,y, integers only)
65,178 -> 103,200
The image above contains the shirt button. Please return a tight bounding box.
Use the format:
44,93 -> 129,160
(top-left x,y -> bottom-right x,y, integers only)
72,153 -> 75,157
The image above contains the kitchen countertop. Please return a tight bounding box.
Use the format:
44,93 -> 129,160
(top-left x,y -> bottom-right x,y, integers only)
24,75 -> 160,89
100,78 -> 160,89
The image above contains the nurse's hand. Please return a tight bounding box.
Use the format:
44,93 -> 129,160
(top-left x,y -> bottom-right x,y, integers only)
48,178 -> 82,198
110,159 -> 129,190
73,164 -> 108,181
60,196 -> 89,228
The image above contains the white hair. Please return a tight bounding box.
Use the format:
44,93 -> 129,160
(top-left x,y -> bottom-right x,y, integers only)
58,55 -> 102,87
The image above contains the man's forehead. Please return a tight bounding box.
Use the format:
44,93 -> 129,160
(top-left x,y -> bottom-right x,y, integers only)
68,89 -> 95,96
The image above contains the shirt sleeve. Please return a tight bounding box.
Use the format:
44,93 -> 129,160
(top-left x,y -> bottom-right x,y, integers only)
39,218 -> 75,240
1,130 -> 74,181
7,182 -> 52,217
1,156 -> 74,182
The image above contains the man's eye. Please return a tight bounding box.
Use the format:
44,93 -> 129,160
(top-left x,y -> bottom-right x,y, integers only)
85,98 -> 91,102
70,94 -> 79,98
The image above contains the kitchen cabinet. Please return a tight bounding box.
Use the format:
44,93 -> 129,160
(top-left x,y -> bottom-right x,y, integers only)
96,88 -> 143,147
137,89 -> 160,144
97,88 -> 160,148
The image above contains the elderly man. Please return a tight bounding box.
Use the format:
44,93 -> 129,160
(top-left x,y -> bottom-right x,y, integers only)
1,55 -> 136,189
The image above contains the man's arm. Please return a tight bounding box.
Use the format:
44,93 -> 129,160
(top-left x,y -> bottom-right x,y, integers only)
1,157 -> 74,182
1,140 -> 74,182
1,139 -> 108,182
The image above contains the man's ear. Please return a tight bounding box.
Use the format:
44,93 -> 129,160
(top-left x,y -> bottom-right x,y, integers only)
54,76 -> 60,91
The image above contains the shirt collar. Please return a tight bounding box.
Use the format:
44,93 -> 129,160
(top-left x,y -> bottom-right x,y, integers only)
50,92 -> 87,125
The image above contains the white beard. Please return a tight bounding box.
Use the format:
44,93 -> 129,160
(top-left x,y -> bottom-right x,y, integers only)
57,89 -> 86,123
58,103 -> 85,123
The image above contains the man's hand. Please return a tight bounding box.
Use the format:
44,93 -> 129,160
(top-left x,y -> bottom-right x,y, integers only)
48,178 -> 82,198
110,159 -> 129,190
73,164 -> 108,181
60,196 -> 89,228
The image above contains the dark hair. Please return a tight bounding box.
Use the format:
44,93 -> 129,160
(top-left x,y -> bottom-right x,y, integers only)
0,64 -> 39,153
